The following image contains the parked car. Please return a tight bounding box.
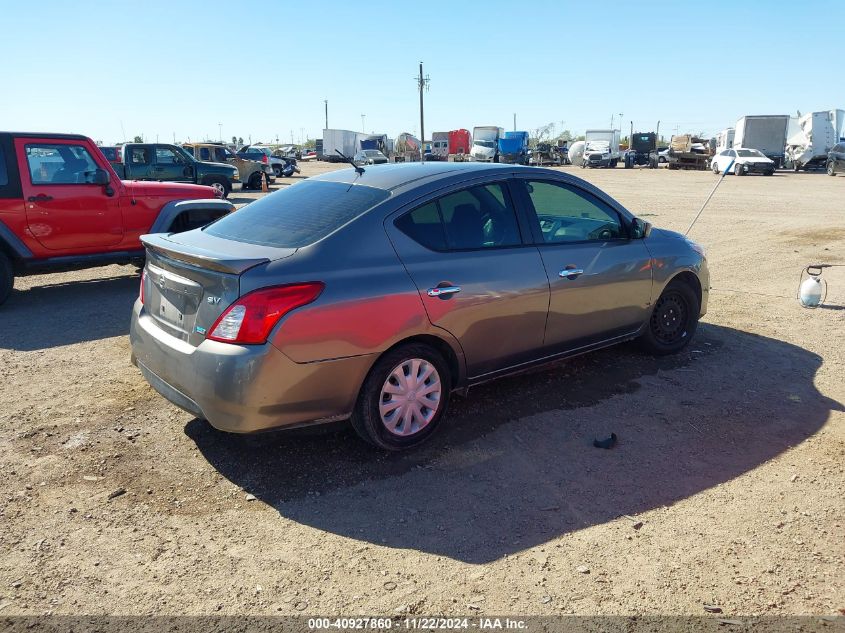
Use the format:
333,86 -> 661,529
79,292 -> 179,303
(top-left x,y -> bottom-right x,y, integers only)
130,162 -> 708,451
657,147 -> 670,163
236,144 -> 287,177
354,149 -> 389,166
0,132 -> 233,306
299,148 -> 317,161
826,142 -> 845,176
183,142 -> 273,190
711,148 -> 775,176
107,143 -> 241,198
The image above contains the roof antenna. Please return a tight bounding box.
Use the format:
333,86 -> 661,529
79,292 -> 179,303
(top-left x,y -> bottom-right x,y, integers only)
335,150 -> 364,175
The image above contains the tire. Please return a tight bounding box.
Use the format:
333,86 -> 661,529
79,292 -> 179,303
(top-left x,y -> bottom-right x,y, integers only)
248,172 -> 263,190
638,279 -> 700,356
764,170 -> 774,176
793,161 -> 800,173
658,156 -> 666,163
734,162 -> 744,176
0,252 -> 14,306
712,161 -> 719,174
350,343 -> 451,451
827,161 -> 836,176
205,177 -> 230,198
272,165 -> 282,178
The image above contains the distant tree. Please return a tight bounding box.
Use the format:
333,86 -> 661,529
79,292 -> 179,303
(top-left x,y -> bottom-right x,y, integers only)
576,135 -> 586,141
133,135 -> 143,143
231,136 -> 237,145
557,130 -> 574,142
238,136 -> 244,146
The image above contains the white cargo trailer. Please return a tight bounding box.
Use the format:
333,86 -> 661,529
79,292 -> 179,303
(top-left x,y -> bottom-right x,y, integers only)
321,129 -> 359,162
785,109 -> 845,171
733,115 -> 789,166
716,128 -> 735,152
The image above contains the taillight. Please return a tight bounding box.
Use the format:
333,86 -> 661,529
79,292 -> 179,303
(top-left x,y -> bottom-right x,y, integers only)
206,283 -> 324,345
139,269 -> 146,304
262,155 -> 269,164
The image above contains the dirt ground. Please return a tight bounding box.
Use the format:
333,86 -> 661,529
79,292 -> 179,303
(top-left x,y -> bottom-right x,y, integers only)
1,161 -> 843,619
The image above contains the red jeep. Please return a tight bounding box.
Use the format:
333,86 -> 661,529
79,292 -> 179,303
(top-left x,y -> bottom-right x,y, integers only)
0,132 -> 234,305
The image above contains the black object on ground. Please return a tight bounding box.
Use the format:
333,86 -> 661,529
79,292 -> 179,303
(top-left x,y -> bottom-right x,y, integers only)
593,433 -> 617,449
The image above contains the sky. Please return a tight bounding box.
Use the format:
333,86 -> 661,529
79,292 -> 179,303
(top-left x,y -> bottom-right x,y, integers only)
1,0 -> 841,145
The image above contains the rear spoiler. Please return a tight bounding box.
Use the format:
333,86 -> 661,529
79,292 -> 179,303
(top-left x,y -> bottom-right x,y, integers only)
141,233 -> 271,275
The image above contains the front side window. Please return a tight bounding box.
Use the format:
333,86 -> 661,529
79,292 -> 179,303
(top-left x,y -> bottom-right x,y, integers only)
524,181 -> 624,243
395,183 -> 522,251
155,147 -> 184,165
213,148 -> 229,162
25,143 -> 99,185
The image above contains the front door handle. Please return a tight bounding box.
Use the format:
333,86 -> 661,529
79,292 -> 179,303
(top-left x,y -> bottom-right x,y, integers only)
427,285 -> 461,297
28,195 -> 54,202
559,268 -> 584,279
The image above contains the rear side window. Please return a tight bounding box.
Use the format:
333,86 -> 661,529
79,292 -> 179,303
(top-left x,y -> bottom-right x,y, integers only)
204,180 -> 390,248
396,183 -> 522,251
25,143 -> 99,185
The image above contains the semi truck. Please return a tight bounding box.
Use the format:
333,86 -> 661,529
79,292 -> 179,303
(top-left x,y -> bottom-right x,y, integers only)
447,129 -> 472,161
785,109 -> 845,171
394,133 -> 422,162
497,131 -> 530,164
667,135 -> 713,170
626,132 -> 656,167
733,115 -> 790,166
582,129 -> 621,168
471,126 -> 504,162
429,132 -> 449,161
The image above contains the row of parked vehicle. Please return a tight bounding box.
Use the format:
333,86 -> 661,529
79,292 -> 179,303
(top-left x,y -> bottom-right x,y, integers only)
99,142 -> 301,198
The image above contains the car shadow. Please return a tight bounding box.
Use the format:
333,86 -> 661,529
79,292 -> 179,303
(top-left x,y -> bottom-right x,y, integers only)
0,273 -> 138,351
186,324 -> 841,563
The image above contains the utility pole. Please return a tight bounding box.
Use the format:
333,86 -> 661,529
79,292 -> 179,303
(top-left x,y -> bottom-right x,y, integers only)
324,99 -> 328,130
618,113 -> 623,131
218,122 -> 222,142
415,61 -> 430,161
361,114 -> 366,133
513,113 -> 516,131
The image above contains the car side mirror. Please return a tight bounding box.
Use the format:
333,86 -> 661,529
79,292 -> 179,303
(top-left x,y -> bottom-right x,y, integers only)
631,217 -> 652,239
91,168 -> 110,186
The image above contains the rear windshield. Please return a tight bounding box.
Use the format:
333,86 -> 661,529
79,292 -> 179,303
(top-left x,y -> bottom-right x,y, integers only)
204,180 -> 390,248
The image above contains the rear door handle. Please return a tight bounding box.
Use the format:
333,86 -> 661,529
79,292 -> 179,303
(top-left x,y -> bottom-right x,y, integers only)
427,285 -> 461,297
559,268 -> 584,279
28,195 -> 54,202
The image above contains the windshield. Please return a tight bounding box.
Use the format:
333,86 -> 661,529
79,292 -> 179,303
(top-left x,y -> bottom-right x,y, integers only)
204,180 -> 391,248
475,140 -> 496,148
737,149 -> 765,158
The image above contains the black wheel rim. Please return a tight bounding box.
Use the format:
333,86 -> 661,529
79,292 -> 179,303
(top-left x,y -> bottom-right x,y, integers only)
651,291 -> 688,345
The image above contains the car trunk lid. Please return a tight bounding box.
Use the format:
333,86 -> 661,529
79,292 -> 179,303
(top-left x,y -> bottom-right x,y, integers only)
140,232 -> 296,346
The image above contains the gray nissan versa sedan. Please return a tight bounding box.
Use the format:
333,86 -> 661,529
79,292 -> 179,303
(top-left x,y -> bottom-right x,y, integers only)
130,162 -> 708,450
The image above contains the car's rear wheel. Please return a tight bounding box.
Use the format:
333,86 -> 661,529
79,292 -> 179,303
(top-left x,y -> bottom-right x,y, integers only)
638,279 -> 700,356
248,172 -> 263,190
734,162 -> 744,176
827,161 -> 836,176
351,343 -> 451,451
272,165 -> 282,178
0,252 -> 13,306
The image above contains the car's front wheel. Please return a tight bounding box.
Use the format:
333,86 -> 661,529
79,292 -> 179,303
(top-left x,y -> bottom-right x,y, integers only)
205,177 -> 230,198
638,279 -> 700,356
712,161 -> 719,174
272,165 -> 282,178
734,162 -> 744,176
828,161 -> 836,176
351,344 -> 451,450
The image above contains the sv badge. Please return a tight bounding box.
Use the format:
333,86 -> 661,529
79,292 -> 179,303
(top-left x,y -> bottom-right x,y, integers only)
206,296 -> 221,305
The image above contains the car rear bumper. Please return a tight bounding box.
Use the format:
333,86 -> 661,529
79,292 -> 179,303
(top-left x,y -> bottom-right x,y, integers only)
129,300 -> 374,433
